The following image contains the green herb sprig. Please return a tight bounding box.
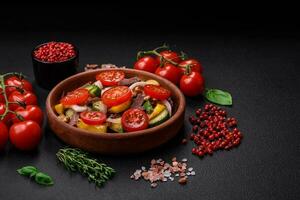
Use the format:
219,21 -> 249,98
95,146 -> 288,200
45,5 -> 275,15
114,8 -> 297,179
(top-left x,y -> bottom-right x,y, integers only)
56,147 -> 115,187
17,166 -> 54,186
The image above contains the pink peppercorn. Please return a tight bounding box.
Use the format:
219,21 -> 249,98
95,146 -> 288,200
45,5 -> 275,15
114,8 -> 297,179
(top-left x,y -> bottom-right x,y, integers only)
34,41 -> 76,63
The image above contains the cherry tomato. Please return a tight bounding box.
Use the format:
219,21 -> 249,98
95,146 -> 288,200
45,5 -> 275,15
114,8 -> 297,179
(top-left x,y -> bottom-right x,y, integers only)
0,88 -> 5,103
5,76 -> 33,95
155,63 -> 182,85
144,85 -> 171,100
102,86 -> 132,107
96,70 -> 125,86
80,111 -> 106,125
12,105 -> 43,125
9,120 -> 42,151
134,56 -> 159,73
180,72 -> 205,97
179,59 -> 203,75
0,102 -> 13,126
60,88 -> 89,106
8,91 -> 38,110
121,108 -> 149,132
0,121 -> 8,150
156,50 -> 182,64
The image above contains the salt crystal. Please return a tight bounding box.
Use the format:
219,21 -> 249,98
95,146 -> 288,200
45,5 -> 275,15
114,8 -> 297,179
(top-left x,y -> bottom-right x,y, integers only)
151,183 -> 158,188
141,166 -> 146,171
151,159 -> 156,165
190,171 -> 196,176
182,158 -> 188,162
163,171 -> 171,177
188,167 -> 193,172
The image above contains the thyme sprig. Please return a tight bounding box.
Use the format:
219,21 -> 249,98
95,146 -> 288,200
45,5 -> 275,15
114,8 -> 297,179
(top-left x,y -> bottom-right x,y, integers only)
56,147 -> 115,187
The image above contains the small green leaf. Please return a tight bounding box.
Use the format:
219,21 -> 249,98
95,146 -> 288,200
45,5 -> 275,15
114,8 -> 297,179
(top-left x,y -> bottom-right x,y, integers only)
204,88 -> 233,106
17,166 -> 38,177
34,172 -> 54,186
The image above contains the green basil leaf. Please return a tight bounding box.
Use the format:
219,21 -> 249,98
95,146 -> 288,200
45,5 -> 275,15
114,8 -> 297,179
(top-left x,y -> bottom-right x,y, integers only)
34,172 -> 54,186
17,166 -> 38,177
204,88 -> 233,106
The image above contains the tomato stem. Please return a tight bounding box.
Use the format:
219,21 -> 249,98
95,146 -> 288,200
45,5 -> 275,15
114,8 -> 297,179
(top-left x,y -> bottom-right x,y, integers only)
0,72 -> 25,120
184,64 -> 192,75
136,44 -> 192,69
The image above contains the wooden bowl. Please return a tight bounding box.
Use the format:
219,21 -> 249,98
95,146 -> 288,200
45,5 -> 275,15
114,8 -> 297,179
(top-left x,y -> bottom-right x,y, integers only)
46,68 -> 186,154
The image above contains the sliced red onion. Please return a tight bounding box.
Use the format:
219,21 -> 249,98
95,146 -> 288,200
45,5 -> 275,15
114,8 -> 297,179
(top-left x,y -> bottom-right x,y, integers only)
94,80 -> 103,89
70,105 -> 88,113
162,100 -> 172,116
129,81 -> 147,91
101,87 -> 112,96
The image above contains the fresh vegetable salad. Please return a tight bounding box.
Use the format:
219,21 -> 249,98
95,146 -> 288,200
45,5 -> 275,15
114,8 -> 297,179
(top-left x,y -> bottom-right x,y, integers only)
54,70 -> 174,133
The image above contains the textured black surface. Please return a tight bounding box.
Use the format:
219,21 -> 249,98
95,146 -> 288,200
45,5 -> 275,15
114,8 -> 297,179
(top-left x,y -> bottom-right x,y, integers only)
0,30 -> 299,200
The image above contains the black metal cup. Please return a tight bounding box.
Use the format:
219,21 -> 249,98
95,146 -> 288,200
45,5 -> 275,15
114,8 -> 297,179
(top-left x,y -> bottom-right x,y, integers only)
31,42 -> 79,90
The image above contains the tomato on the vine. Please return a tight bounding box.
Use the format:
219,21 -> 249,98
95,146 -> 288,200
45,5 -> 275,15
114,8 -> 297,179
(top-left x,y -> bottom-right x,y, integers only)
8,91 -> 38,110
134,56 -> 159,73
9,120 -> 42,151
144,85 -> 171,100
60,88 -> 89,106
5,76 -> 33,95
0,102 -> 13,126
155,63 -> 182,85
102,86 -> 132,107
12,105 -> 43,125
121,108 -> 149,132
96,70 -> 125,86
179,59 -> 203,75
0,88 -> 5,103
0,121 -> 8,150
180,71 -> 205,97
80,111 -> 106,125
156,50 -> 182,64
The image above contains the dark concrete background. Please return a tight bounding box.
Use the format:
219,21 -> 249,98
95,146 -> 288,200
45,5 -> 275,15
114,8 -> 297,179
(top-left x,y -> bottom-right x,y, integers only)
0,3 -> 299,200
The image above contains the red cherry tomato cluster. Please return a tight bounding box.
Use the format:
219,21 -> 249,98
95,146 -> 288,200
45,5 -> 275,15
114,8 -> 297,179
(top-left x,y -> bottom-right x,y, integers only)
0,74 -> 43,151
134,45 -> 205,97
189,104 -> 243,157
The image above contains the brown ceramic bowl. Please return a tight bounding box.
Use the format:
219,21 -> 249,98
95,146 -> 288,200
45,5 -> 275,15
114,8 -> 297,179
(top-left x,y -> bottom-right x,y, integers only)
46,68 -> 185,155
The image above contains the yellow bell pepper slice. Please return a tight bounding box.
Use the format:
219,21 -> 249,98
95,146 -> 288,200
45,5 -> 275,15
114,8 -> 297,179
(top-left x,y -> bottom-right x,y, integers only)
108,100 -> 131,113
148,103 -> 166,120
145,79 -> 160,86
54,103 -> 64,115
77,119 -> 107,133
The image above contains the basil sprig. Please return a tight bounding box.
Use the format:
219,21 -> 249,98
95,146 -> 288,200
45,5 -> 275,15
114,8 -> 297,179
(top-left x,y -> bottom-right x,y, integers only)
204,88 -> 233,106
17,166 -> 54,186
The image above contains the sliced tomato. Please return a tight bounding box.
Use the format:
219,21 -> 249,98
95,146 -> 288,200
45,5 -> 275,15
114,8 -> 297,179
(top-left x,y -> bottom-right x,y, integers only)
121,108 -> 149,132
96,70 -> 125,86
102,86 -> 132,107
80,111 -> 106,125
60,88 -> 89,106
144,85 -> 171,100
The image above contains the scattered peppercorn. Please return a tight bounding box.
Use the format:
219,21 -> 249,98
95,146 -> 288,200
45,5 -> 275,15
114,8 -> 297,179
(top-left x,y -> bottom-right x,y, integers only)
34,41 -> 76,63
189,104 -> 243,157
